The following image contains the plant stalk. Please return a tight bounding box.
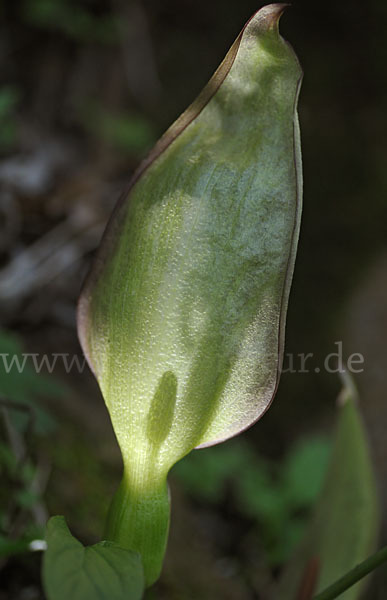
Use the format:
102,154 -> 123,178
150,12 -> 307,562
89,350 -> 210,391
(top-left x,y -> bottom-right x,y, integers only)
313,545 -> 387,600
104,467 -> 170,587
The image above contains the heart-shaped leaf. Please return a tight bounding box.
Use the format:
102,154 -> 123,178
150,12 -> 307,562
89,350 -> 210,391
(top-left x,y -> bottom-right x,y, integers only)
42,516 -> 144,600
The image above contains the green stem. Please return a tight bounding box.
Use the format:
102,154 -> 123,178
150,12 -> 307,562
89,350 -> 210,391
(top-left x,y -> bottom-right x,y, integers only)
104,468 -> 170,587
313,545 -> 387,600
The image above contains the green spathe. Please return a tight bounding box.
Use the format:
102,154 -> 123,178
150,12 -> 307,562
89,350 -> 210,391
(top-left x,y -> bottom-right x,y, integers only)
78,3 -> 303,585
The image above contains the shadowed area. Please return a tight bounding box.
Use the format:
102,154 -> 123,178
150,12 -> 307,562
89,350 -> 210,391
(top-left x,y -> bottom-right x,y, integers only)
147,370 -> 178,447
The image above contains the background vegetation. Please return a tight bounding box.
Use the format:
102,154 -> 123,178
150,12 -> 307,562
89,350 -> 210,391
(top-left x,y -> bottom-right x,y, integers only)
1,0 -> 387,598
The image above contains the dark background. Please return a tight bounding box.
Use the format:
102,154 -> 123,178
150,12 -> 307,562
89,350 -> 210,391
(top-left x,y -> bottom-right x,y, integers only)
1,0 -> 387,598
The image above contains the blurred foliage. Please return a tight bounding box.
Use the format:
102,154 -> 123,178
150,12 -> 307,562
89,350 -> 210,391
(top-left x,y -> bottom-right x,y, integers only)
277,381 -> 380,599
48,431 -> 117,539
0,329 -> 65,559
21,0 -> 121,44
81,103 -> 156,155
0,329 -> 63,434
0,440 -> 44,556
0,86 -> 20,152
172,436 -> 331,566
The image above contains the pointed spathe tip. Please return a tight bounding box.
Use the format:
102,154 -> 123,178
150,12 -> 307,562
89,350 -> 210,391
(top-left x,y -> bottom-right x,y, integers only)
243,4 -> 291,39
337,369 -> 359,407
254,3 -> 290,31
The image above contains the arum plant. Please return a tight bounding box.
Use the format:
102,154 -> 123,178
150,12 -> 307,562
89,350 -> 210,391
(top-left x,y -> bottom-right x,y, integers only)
79,1 -> 301,585
76,2 -> 302,587
41,5 -> 387,599
45,2 -> 303,596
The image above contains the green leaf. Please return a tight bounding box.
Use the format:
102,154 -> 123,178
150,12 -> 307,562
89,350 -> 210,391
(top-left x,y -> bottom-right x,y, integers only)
276,375 -> 380,600
77,4 -> 302,585
42,516 -> 144,600
282,437 -> 331,508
